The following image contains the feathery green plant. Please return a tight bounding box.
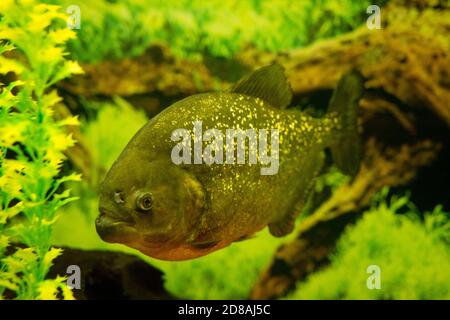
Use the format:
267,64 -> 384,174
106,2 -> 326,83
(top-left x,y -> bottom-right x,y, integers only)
0,0 -> 83,299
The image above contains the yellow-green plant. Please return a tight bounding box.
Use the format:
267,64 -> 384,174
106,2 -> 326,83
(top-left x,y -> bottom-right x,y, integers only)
0,0 -> 83,299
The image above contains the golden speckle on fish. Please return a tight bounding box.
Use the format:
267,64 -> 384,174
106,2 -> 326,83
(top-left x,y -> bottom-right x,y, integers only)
96,63 -> 364,260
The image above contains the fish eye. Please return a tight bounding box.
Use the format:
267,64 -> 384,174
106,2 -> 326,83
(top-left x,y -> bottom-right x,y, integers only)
136,192 -> 153,212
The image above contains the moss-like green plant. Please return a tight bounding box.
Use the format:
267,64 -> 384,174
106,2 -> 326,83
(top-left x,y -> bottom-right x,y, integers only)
45,0 -> 388,63
288,190 -> 450,300
0,0 -> 83,299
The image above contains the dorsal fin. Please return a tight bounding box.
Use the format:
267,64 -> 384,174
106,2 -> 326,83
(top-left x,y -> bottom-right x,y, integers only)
230,63 -> 292,109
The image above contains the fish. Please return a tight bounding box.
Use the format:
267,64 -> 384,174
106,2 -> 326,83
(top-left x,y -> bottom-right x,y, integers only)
95,63 -> 364,261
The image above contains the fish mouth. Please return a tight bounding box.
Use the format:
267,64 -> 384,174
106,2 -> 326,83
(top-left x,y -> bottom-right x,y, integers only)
96,208 -> 137,244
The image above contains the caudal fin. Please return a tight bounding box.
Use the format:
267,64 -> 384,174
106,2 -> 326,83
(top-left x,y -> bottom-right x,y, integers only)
328,70 -> 364,176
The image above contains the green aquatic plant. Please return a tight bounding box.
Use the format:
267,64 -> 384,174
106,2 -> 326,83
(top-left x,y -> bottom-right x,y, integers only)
45,0 -> 388,62
0,0 -> 83,299
288,190 -> 450,300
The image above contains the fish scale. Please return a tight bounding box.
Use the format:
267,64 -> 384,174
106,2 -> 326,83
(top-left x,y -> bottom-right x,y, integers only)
95,63 -> 364,260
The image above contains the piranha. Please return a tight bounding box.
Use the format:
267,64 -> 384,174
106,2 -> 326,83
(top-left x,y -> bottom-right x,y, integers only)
95,63 -> 364,261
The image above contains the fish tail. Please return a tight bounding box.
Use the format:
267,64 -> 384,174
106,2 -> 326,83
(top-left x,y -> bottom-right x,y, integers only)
327,70 -> 364,176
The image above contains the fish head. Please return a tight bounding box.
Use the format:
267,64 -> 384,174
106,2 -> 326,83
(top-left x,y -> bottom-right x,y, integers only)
96,155 -> 205,258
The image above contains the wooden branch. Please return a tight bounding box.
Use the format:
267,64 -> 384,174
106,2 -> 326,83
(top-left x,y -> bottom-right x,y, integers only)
60,44 -> 219,98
